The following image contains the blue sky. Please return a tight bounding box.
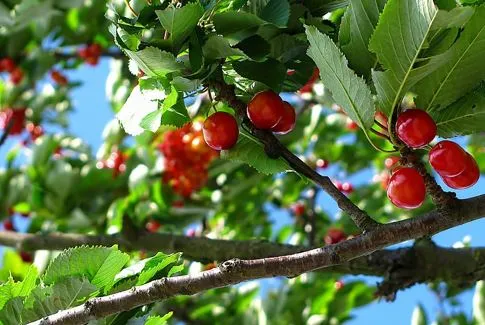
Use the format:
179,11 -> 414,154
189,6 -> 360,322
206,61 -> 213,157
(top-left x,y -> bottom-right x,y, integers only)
1,58 -> 484,324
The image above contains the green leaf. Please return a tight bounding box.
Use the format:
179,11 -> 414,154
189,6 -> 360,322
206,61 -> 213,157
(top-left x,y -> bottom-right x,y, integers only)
233,59 -> 286,90
145,312 -> 173,325
156,3 -> 204,52
125,47 -> 183,77
161,96 -> 190,127
22,277 -> 97,323
213,11 -> 264,42
235,35 -> 271,61
338,0 -> 387,78
0,265 -> 38,309
137,253 -> 182,285
411,304 -> 428,325
0,298 -> 23,325
117,85 -> 159,136
432,7 -> 475,30
43,246 -> 130,293
140,110 -> 163,133
433,85 -> 485,137
202,35 -> 246,60
45,160 -> 77,201
260,0 -> 290,27
414,5 -> 485,112
305,25 -> 375,129
220,132 -> 291,174
369,0 -> 439,116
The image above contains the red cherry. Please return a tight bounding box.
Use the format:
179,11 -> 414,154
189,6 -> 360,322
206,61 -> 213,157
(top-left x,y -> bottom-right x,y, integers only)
346,120 -> 359,131
88,43 -> 102,57
186,228 -> 196,237
85,56 -> 99,66
324,228 -> 346,245
286,69 -> 295,76
290,202 -> 305,216
51,70 -> 68,86
10,67 -> 24,85
3,219 -> 14,231
0,58 -> 16,72
442,154 -> 479,189
299,68 -> 319,93
26,123 -> 44,140
271,102 -> 296,135
384,156 -> 400,169
429,140 -> 468,177
387,167 -> 426,209
333,180 -> 343,191
316,159 -> 329,169
19,251 -> 33,263
0,108 -> 26,135
146,220 -> 161,233
334,280 -> 344,291
247,90 -> 285,129
396,109 -> 436,148
202,112 -> 239,150
341,182 -> 353,194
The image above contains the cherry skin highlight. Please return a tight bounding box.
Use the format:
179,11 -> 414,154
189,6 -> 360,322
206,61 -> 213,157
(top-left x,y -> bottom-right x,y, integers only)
271,101 -> 296,134
396,109 -> 436,148
202,112 -> 239,150
247,90 -> 285,129
442,154 -> 480,189
290,202 -> 305,216
429,140 -> 468,177
387,167 -> 426,209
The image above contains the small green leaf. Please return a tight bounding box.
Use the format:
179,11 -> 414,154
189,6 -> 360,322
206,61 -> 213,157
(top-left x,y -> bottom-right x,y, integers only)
260,0 -> 290,27
117,85 -> 159,136
202,35 -> 246,60
0,265 -> 38,309
233,59 -> 286,90
432,7 -> 475,30
145,312 -> 173,325
213,11 -> 264,42
221,132 -> 291,174
43,246 -> 130,293
161,97 -> 190,127
140,110 -> 163,133
162,86 -> 179,112
137,253 -> 182,285
156,3 -> 204,52
305,25 -> 375,129
125,47 -> 183,77
235,35 -> 271,61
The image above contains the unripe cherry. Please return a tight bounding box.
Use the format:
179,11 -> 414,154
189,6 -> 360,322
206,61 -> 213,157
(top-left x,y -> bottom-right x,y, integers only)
387,167 -> 426,209
247,90 -> 285,129
429,140 -> 468,177
202,112 -> 239,150
442,154 -> 479,189
396,109 -> 436,148
271,101 -> 296,134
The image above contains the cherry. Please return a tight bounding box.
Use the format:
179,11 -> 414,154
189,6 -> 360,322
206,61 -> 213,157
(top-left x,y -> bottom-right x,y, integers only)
3,219 -> 14,231
247,90 -> 285,129
334,280 -> 344,291
316,159 -> 329,169
26,123 -> 44,141
333,180 -> 343,191
341,182 -> 353,194
346,120 -> 358,131
387,167 -> 426,209
203,262 -> 217,271
290,202 -> 305,216
442,154 -> 479,189
10,67 -> 24,85
186,228 -> 196,237
271,101 -> 296,135
0,108 -> 26,135
429,140 -> 468,177
51,70 -> 68,86
384,156 -> 400,169
0,58 -> 16,72
79,44 -> 102,66
202,112 -> 239,150
146,220 -> 161,233
324,228 -> 346,245
299,68 -> 319,93
396,109 -> 436,148
19,251 -> 33,263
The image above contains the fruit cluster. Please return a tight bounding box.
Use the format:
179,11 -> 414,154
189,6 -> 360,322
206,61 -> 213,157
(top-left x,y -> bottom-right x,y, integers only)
0,108 -> 27,135
160,122 -> 219,197
78,43 -> 102,66
386,109 -> 479,209
247,90 -> 296,134
96,149 -> 127,178
0,57 -> 24,85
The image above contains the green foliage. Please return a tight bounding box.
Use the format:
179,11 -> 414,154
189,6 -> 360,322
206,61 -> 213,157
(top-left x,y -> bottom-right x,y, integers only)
145,312 -> 173,325
411,304 -> 428,325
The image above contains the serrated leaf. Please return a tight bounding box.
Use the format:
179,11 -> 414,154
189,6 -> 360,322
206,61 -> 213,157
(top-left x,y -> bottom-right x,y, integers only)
125,47 -> 183,77
140,110 -> 162,133
0,297 -> 23,325
432,7 -> 475,30
432,85 -> 485,137
260,0 -> 290,27
156,3 -> 204,52
369,0 -> 439,116
145,312 -> 173,325
233,59 -> 286,90
202,35 -> 246,60
172,76 -> 201,92
161,97 -> 190,127
213,11 -> 264,42
220,132 -> 290,174
43,246 -> 129,293
305,25 -> 375,129
117,85 -> 159,136
339,0 -> 387,78
415,5 -> 485,112
137,253 -> 182,285
0,265 -> 37,309
22,277 -> 97,323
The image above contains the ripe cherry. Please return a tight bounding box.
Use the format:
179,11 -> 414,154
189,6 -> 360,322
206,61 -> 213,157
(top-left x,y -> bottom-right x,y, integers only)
202,112 -> 239,150
334,280 -> 344,291
3,219 -> 14,231
346,120 -> 358,131
299,68 -> 319,93
271,101 -> 296,135
396,109 -> 436,148
51,70 -> 68,86
385,156 -> 400,169
442,154 -> 479,189
247,90 -> 285,129
10,67 -> 24,85
341,182 -> 353,194
26,123 -> 44,141
19,251 -> 33,263
387,167 -> 426,209
0,58 -> 16,72
316,159 -> 329,169
0,108 -> 26,135
333,180 -> 343,191
146,220 -> 161,233
290,202 -> 305,216
324,228 -> 346,245
429,140 -> 468,177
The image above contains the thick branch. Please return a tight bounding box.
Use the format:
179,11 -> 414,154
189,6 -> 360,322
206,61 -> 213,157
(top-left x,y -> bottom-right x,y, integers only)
53,50 -> 125,60
28,194 -> 485,325
210,80 -> 379,232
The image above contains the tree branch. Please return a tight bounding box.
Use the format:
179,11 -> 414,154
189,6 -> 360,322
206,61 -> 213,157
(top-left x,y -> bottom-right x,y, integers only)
209,80 -> 379,232
28,194 -> 485,325
53,50 -> 125,60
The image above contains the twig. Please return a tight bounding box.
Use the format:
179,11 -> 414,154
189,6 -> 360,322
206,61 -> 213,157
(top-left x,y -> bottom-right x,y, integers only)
53,50 -> 125,60
0,118 -> 13,147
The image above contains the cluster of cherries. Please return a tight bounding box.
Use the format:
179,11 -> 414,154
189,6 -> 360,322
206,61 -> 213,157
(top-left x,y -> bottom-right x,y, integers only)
202,90 -> 297,151
160,122 -> 219,197
78,43 -> 102,66
386,109 -> 479,209
0,57 -> 23,85
96,149 -> 127,178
